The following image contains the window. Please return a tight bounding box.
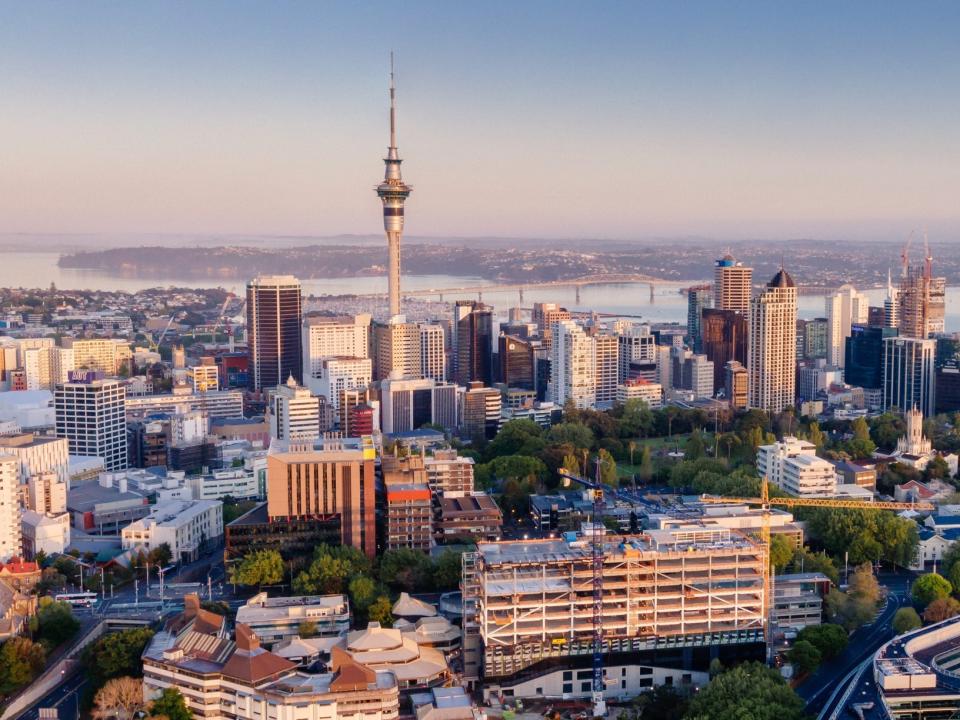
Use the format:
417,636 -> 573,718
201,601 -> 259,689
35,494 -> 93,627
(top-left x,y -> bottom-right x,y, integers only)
562,684 -> 573,694
580,682 -> 591,693
664,676 -> 673,686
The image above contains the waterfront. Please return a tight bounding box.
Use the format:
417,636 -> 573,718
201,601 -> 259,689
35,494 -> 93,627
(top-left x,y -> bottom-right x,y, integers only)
5,251 -> 960,331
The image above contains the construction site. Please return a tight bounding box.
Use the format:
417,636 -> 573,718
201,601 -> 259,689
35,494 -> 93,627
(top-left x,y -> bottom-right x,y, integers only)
461,526 -> 767,702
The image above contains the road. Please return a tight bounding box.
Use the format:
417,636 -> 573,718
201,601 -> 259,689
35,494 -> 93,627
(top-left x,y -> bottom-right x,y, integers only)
16,670 -> 86,720
799,571 -> 912,716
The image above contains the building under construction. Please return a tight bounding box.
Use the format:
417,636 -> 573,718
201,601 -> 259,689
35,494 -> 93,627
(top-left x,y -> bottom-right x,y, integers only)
462,527 -> 767,700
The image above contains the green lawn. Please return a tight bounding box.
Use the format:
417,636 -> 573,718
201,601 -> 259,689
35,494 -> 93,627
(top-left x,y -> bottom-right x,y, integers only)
617,432 -> 717,478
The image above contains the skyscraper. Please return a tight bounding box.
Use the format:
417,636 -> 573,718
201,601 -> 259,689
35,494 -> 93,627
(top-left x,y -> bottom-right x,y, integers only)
714,253 -> 753,313
373,320 -> 421,380
246,275 -> 303,391
686,285 -> 712,353
549,320 -> 596,409
701,308 -> 748,394
748,269 -> 797,413
376,55 -> 412,319
882,336 -> 935,417
269,376 -> 321,441
454,301 -> 494,387
825,284 -> 869,368
845,324 -> 898,392
55,378 -> 127,471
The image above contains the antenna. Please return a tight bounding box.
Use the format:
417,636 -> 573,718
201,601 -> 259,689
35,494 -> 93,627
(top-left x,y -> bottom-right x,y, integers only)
389,51 -> 397,153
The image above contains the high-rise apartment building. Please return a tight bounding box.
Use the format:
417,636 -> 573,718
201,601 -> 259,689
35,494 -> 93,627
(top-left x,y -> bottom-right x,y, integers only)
714,254 -> 753,313
55,378 -> 127,471
617,324 -> 656,383
549,321 -> 596,409
373,320 -> 421,380
757,437 -> 837,496
419,323 -> 446,382
882,336 -> 936,417
424,449 -> 474,494
593,333 -> 619,407
826,285 -> 869,368
0,456 -> 20,561
532,303 -> 571,353
748,269 -> 797,413
266,437 -> 377,557
701,308 -> 747,394
246,275 -> 303,391
62,338 -> 129,376
269,377 -> 320,441
188,363 -> 219,392
898,259 -> 947,340
381,455 -> 432,553
453,301 -> 494,387
0,433 -> 70,485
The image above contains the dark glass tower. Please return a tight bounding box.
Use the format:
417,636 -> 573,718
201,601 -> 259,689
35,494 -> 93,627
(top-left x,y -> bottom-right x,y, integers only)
246,275 -> 303,391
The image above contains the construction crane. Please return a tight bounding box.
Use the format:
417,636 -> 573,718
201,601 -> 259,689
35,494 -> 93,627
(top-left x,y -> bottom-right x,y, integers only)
923,230 -> 932,281
209,293 -> 235,345
558,462 -> 609,719
901,230 -> 914,278
699,478 -> 934,646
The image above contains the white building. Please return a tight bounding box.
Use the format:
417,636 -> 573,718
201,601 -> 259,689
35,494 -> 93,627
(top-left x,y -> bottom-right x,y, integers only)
125,388 -> 244,419
303,314 -> 371,383
21,509 -> 70,557
236,592 -> 351,647
121,499 -> 223,563
616,379 -> 663,409
419,323 -> 447,382
269,377 -> 320,441
826,285 -> 869,368
0,456 -> 19,561
314,357 -> 372,421
0,433 -> 70,485
594,334 -> 619,408
380,377 -> 460,434
189,467 -> 262,501
685,354 -> 714,399
0,390 -> 56,431
748,270 -> 797,413
26,471 -> 67,514
55,378 -> 127,471
549,320 -> 595,409
616,324 -> 656,383
757,436 -> 836,496
189,364 -> 219,392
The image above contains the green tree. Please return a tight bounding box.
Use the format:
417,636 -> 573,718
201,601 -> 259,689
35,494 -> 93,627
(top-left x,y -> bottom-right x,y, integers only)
597,448 -> 618,486
769,534 -> 793,573
787,639 -> 821,675
912,573 -> 953,608
638,445 -> 654,483
807,421 -> 827,449
434,551 -> 463,591
485,419 -> 545,459
685,428 -> 706,460
788,548 -> 839,585
924,597 -> 960,623
924,456 -> 951,481
348,575 -> 378,619
0,637 -> 45,696
367,596 -> 394,627
294,545 -> 371,596
149,687 -> 191,720
893,607 -> 923,635
546,422 -> 595,450
36,598 -> 80,648
82,627 -> 156,688
489,455 -> 546,484
845,417 -> 877,458
561,452 -> 583,476
631,684 -> 688,720
685,662 -> 805,720
229,549 -> 284,590
797,624 -> 848,660
620,399 -> 655,439
148,543 -> 173,568
379,548 -> 433,592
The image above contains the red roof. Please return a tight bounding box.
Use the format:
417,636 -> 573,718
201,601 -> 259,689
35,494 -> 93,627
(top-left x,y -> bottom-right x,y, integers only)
0,558 -> 39,575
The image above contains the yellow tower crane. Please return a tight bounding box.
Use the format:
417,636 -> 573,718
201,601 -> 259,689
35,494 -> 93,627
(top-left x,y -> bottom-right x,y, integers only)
699,478 -> 934,644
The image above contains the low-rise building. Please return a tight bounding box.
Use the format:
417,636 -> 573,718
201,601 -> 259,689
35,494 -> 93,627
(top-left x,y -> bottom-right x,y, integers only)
121,499 -> 223,563
423,450 -> 474,495
615,379 -> 663,409
142,594 -> 400,720
385,484 -> 433,553
757,436 -> 837,496
434,493 -> 503,543
344,622 -> 451,692
66,476 -> 149,534
771,572 -> 830,636
236,592 -> 350,647
21,509 -> 70,557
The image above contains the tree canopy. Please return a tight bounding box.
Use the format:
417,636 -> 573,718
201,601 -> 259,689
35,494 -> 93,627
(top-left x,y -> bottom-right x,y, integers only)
81,627 -> 155,689
229,549 -> 284,589
893,607 -> 923,635
912,573 -> 953,608
685,662 -> 805,720
149,687 -> 191,720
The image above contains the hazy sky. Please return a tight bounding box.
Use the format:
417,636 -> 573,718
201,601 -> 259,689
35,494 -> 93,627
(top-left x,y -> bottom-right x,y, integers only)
1,2 -> 958,242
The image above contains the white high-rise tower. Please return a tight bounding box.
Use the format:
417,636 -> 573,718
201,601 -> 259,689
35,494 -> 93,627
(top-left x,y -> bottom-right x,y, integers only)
376,54 -> 412,319
748,269 -> 797,413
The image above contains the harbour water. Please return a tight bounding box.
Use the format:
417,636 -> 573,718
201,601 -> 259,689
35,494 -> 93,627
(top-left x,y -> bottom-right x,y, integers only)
4,251 -> 960,332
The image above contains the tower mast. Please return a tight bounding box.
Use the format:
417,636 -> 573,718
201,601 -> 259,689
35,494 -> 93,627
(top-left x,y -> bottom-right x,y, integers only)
376,52 -> 412,319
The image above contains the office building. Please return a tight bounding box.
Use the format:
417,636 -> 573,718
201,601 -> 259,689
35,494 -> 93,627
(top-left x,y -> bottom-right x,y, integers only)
682,353 -> 714,399
453,301 -> 494,387
701,308 -> 747,394
236,592 -> 351,647
685,285 -> 711,352
26,471 -> 67,515
303,314 -> 371,382
937,366 -> 960,414
725,361 -> 748,410
845,325 -> 897,392
121,499 -> 223,563
384,482 -> 432,552
62,338 -> 126,376
269,377 -> 320,441
882,336 -> 936,417
188,363 -> 219,392
462,383 -> 501,440
617,324 -> 656,383
434,492 -> 502,544
757,437 -> 837,496
266,437 -> 377,557
797,362 -> 842,402
714,253 -> 753,313
532,303 -> 572,353
21,509 -> 70,558
419,323 -> 447,382
373,320 -> 421,380
771,573 -> 830,635
247,275 -> 303,391
66,475 -> 149,533
498,335 -> 536,390
593,333 -> 619,407
143,596 -> 400,720
748,269 -> 797,413
0,457 -> 19,561
55,378 -> 127,471
549,320 -> 596,409
797,318 -> 828,360
616,379 -> 663,408
314,357 -> 372,422
826,285 -> 868,368
463,529 -> 765,697
125,388 -> 244,419
423,450 -> 474,495
380,377 -> 459,434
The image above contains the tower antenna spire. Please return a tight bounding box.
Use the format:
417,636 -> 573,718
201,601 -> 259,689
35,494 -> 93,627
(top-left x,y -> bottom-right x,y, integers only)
389,51 -> 398,157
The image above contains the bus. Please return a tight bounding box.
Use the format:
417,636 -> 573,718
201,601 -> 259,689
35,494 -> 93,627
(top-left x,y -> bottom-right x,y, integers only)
55,592 -> 98,608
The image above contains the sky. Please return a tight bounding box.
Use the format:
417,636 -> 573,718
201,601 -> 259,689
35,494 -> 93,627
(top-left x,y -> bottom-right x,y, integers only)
0,2 -> 958,243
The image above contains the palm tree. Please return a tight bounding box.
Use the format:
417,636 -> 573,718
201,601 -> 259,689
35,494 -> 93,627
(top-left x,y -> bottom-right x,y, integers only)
628,440 -> 637,467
